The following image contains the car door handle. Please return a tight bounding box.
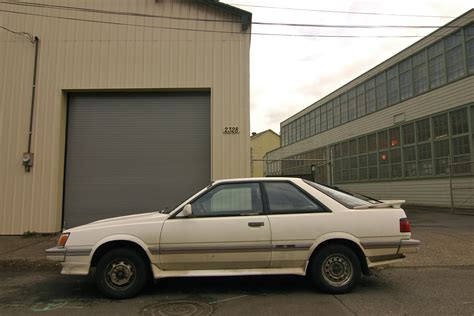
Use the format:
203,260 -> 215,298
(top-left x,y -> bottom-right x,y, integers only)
248,222 -> 264,227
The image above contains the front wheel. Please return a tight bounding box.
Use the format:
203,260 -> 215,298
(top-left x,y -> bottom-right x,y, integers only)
308,244 -> 361,294
95,248 -> 148,299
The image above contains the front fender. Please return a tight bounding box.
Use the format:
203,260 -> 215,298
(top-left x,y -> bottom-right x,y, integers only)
90,234 -> 154,263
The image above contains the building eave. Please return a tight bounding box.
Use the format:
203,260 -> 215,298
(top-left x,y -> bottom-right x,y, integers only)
196,0 -> 252,31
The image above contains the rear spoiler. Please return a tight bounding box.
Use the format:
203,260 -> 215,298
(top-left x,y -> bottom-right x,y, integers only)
353,200 -> 405,209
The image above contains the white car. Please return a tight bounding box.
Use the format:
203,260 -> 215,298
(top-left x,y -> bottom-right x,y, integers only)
46,178 -> 419,299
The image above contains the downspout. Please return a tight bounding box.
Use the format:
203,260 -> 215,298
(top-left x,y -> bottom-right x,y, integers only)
23,36 -> 40,172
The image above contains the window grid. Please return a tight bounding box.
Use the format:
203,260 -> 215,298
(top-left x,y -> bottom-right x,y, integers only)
399,58 -> 413,101
315,105 -> 474,184
356,84 -> 366,117
280,24 -> 474,148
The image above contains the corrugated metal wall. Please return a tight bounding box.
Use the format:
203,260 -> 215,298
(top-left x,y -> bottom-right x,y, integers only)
341,177 -> 474,208
0,0 -> 251,234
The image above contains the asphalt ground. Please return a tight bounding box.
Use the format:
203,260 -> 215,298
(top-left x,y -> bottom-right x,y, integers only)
0,207 -> 473,315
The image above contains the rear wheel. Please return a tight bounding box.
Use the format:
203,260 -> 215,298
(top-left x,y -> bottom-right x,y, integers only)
309,244 -> 361,294
95,248 -> 148,299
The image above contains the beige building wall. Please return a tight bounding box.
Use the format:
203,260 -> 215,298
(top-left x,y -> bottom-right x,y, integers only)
250,130 -> 280,177
0,0 -> 251,234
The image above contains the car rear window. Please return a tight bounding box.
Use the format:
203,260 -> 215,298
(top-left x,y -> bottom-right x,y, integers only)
303,180 -> 379,209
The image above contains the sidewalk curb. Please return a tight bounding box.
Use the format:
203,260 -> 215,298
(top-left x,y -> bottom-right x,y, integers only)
0,259 -> 61,271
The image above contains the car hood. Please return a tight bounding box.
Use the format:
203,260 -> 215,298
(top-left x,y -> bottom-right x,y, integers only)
66,211 -> 169,232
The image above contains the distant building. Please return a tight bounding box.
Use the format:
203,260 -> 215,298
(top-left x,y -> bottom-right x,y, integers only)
266,10 -> 474,208
251,130 -> 280,177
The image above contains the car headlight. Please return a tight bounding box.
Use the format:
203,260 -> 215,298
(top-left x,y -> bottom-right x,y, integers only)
57,233 -> 70,247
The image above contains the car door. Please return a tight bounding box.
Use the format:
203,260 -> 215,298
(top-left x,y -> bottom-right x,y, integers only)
159,182 -> 271,271
262,181 -> 331,269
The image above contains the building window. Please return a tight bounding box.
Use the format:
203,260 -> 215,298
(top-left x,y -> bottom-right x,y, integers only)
283,125 -> 289,146
416,119 -> 431,142
445,30 -> 465,82
315,107 -> 321,134
386,65 -> 400,105
365,78 -> 376,114
376,72 -> 387,109
412,50 -> 429,95
403,146 -> 417,177
340,93 -> 348,124
333,97 -> 341,127
389,127 -> 400,148
390,148 -> 402,178
428,40 -> 446,89
305,115 -> 310,139
368,152 -> 378,179
434,139 -> 450,175
356,84 -> 366,117
452,136 -> 471,174
450,108 -> 469,135
417,143 -> 433,176
464,23 -> 474,74
378,130 -> 388,150
367,133 -> 377,152
399,58 -> 413,101
341,140 -> 350,181
379,150 -> 390,179
342,140 -> 350,157
358,136 -> 367,154
432,114 -> 449,139
348,89 -> 357,121
327,101 -> 334,130
296,118 -> 301,142
320,104 -> 327,132
359,154 -> 368,180
309,110 -> 315,136
403,123 -> 415,145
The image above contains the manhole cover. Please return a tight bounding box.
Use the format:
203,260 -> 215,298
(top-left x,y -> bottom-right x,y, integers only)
142,301 -> 213,316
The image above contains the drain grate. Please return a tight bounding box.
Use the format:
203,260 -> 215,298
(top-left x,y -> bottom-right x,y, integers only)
142,301 -> 213,316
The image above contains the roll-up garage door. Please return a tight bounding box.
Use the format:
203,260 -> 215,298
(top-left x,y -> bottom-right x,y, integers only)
63,92 -> 210,228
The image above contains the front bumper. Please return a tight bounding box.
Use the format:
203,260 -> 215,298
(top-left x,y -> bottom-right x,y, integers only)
45,246 -> 66,262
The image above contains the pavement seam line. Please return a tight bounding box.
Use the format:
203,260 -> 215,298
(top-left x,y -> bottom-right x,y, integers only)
0,239 -> 50,257
332,294 -> 357,316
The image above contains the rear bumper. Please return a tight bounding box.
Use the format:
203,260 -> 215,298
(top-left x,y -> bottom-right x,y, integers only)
398,239 -> 420,254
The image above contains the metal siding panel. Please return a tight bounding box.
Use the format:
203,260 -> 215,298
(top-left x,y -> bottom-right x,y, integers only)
64,92 -> 211,228
341,177 -> 474,208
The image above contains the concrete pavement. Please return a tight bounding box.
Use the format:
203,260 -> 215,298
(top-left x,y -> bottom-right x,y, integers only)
0,207 -> 473,315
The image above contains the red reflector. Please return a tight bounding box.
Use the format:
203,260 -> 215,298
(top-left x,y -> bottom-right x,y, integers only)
400,218 -> 411,233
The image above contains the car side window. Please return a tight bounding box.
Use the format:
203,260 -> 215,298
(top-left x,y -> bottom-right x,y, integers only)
191,183 -> 263,217
263,182 -> 324,214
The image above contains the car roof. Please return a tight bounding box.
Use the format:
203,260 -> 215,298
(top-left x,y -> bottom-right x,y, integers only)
213,177 -> 304,184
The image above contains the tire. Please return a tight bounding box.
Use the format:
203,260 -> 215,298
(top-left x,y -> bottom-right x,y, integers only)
95,248 -> 148,299
308,244 -> 361,294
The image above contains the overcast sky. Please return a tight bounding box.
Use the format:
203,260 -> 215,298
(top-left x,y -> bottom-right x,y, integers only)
223,1 -> 473,135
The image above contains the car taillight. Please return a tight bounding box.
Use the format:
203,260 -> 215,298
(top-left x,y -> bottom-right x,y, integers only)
400,218 -> 411,233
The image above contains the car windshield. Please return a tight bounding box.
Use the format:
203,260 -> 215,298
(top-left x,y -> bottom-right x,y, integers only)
303,180 -> 381,209
161,184 -> 213,214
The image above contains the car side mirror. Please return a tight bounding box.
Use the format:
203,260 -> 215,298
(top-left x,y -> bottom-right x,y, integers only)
182,204 -> 193,217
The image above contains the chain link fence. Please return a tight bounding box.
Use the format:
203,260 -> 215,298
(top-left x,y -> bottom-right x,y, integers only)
449,158 -> 474,215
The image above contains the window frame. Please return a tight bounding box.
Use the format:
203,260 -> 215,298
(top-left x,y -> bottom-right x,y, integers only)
187,182 -> 264,218
260,181 -> 331,215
